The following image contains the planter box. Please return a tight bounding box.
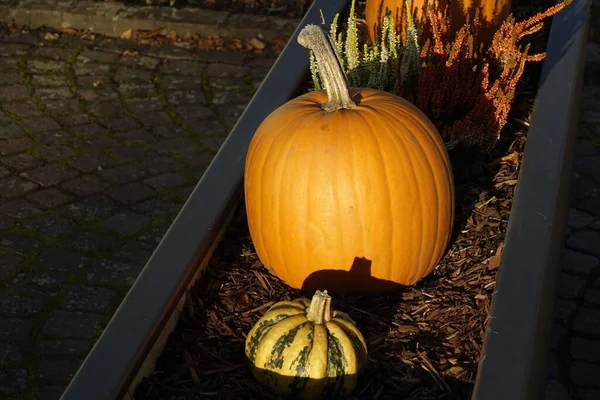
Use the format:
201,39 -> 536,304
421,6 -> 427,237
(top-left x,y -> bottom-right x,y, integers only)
60,0 -> 591,399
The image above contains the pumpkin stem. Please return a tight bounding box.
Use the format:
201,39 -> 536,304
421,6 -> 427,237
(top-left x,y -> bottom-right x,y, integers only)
306,290 -> 332,325
298,24 -> 356,112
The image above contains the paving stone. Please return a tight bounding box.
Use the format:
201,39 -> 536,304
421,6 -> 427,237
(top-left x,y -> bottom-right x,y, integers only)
26,188 -> 74,208
0,199 -> 41,219
0,176 -> 39,198
27,59 -> 65,74
42,310 -> 106,338
567,230 -> 600,256
37,339 -> 91,357
161,60 -> 205,75
138,111 -> 172,127
125,97 -> 163,114
97,114 -> 142,132
573,307 -> 600,335
0,138 -> 31,156
114,66 -> 153,83
72,62 -> 111,76
0,72 -> 21,85
0,296 -> 44,316
544,379 -> 569,400
109,145 -> 156,161
0,369 -> 27,391
29,130 -> 72,147
20,116 -> 61,134
120,54 -> 159,69
0,166 -> 9,179
60,175 -> 103,197
56,114 -> 90,127
579,389 -> 600,399
62,230 -> 118,253
33,144 -> 76,162
0,232 -> 41,254
78,48 -> 120,64
118,82 -> 156,97
138,222 -> 171,245
82,260 -> 143,287
60,285 -> 117,313
88,100 -> 125,117
154,124 -> 187,139
143,173 -> 188,191
59,195 -> 117,221
556,271 -> 587,299
139,156 -> 181,175
116,239 -> 155,263
37,359 -> 83,383
0,342 -> 22,363
32,46 -> 74,61
169,184 -> 195,202
20,164 -> 78,188
1,153 -> 43,171
23,213 -> 77,237
96,210 -> 150,236
67,154 -> 117,173
155,137 -> 198,155
35,87 -> 73,100
0,124 -> 25,139
571,361 -> 600,387
165,89 -> 206,106
160,75 -> 204,91
37,248 -> 89,273
10,272 -> 66,297
571,336 -> 600,362
106,182 -> 155,204
97,164 -> 147,185
31,75 -> 70,88
579,196 -> 600,217
0,85 -> 29,101
586,288 -> 600,305
130,196 -> 182,217
0,318 -> 33,340
554,298 -> 577,324
174,104 -> 214,121
0,215 -> 13,231
206,63 -> 248,78
0,255 -> 21,279
43,99 -> 81,117
113,128 -> 156,143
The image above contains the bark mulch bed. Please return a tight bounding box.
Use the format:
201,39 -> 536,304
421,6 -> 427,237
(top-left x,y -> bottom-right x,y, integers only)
132,1 -> 558,399
97,0 -> 314,18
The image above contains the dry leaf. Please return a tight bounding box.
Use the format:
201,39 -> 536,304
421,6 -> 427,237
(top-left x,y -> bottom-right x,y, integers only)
122,50 -> 139,56
488,242 -> 504,269
43,32 -> 59,40
249,37 -> 266,50
120,28 -> 133,40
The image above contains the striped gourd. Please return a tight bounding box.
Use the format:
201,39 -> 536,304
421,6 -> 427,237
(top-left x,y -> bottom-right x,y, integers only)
245,290 -> 368,399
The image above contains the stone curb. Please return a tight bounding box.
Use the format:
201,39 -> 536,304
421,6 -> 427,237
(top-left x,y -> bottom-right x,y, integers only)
0,0 -> 301,41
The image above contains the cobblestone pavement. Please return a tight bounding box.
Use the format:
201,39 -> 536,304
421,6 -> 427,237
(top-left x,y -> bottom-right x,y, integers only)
0,26 -> 275,399
544,13 -> 600,400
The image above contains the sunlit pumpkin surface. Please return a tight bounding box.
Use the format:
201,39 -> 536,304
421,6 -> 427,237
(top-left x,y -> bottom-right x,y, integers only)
245,87 -> 455,293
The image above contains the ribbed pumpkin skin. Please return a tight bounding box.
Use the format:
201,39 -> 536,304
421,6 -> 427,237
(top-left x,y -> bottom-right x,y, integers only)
244,88 -> 454,292
245,298 -> 368,399
365,0 -> 511,46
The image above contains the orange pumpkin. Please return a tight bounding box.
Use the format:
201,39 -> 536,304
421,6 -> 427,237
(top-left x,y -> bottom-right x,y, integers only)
365,0 -> 511,47
244,24 -> 455,293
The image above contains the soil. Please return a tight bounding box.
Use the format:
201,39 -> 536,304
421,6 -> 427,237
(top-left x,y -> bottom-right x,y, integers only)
97,0 -> 314,18
132,0 -> 560,399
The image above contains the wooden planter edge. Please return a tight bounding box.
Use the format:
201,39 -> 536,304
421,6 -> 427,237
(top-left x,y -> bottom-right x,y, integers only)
60,0 -> 590,398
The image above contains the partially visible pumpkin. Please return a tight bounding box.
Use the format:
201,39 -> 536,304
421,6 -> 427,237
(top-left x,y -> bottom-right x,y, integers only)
365,0 -> 511,47
244,24 -> 454,293
245,290 -> 368,399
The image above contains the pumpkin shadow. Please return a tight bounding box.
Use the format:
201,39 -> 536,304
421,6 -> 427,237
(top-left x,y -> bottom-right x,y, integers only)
300,257 -> 406,295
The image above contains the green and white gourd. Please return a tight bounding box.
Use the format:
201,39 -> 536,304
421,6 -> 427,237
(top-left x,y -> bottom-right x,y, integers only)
245,290 -> 368,399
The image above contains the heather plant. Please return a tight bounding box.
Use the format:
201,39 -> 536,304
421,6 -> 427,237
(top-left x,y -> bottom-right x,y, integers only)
309,0 -> 573,152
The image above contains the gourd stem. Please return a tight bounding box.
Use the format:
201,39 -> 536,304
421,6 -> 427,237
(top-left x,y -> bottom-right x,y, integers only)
298,24 -> 356,112
306,290 -> 332,325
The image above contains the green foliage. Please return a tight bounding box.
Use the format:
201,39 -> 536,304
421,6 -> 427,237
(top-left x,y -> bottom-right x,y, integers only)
310,0 -> 421,94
